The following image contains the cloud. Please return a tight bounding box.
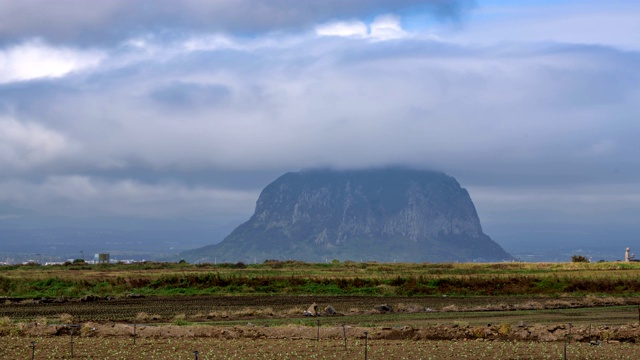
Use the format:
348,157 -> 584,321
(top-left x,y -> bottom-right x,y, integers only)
370,15 -> 407,40
149,81 -> 231,110
1,35 -> 638,182
0,0 -> 475,45
451,1 -> 640,50
0,40 -> 104,83
315,21 -> 368,38
0,117 -> 76,171
469,183 -> 640,227
0,0 -> 638,230
315,14 -> 407,40
0,176 -> 258,218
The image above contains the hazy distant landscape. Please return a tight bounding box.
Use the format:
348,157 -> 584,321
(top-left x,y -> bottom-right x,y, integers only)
1,217 -> 635,263
0,218 -> 243,263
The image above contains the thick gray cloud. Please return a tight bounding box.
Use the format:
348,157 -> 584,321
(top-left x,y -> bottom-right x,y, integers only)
1,35 -> 638,221
0,0 -> 474,45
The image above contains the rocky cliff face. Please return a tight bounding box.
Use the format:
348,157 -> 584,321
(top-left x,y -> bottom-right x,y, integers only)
184,168 -> 512,263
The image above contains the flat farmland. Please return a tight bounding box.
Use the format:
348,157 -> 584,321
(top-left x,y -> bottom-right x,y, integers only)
2,261 -> 640,359
2,261 -> 640,326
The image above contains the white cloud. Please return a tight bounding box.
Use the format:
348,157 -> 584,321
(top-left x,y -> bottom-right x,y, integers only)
315,20 -> 368,38
0,40 -> 104,83
370,14 -> 406,40
182,34 -> 238,52
0,117 -> 75,170
315,14 -> 407,40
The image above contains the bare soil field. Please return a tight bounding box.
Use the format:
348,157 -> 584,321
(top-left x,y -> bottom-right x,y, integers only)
2,325 -> 640,359
3,294 -> 640,324
2,295 -> 640,359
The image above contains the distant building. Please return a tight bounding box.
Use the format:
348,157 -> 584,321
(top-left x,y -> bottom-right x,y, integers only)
95,253 -> 110,264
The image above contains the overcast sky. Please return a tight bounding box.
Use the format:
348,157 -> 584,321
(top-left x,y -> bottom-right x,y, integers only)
1,0 -> 639,235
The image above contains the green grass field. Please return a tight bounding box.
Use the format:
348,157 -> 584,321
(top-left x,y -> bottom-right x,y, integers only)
2,260 -> 640,299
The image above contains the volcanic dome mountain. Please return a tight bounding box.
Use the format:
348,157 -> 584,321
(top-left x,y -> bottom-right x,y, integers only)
183,168 -> 512,263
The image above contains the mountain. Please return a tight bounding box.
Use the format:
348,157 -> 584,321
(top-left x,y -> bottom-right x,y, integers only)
182,168 -> 512,263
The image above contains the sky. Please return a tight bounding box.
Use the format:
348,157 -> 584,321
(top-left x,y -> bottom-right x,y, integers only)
1,0 -> 639,253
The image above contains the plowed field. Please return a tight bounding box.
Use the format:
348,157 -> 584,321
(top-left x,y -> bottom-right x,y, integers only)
2,295 -> 640,326
2,328 -> 640,359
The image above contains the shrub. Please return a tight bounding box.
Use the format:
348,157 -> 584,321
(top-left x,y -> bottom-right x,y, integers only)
498,323 -> 512,336
0,317 -> 12,334
172,313 -> 188,325
58,313 -> 74,324
472,326 -> 486,339
441,305 -> 458,312
571,255 -> 590,263
263,260 -> 284,269
36,317 -> 48,326
135,312 -> 150,322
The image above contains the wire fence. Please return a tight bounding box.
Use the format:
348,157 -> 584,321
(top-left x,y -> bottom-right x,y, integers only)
2,318 -> 640,359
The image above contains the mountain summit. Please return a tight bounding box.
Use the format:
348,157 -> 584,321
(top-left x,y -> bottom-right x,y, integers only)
183,168 -> 512,263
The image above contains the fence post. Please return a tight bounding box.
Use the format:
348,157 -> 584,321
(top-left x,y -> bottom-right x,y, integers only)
133,321 -> 137,345
342,323 -> 347,351
364,331 -> 369,360
193,350 -> 199,360
69,324 -> 81,359
30,341 -> 36,360
70,327 -> 75,358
